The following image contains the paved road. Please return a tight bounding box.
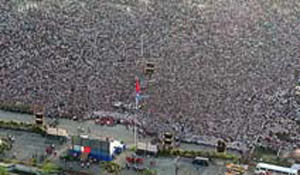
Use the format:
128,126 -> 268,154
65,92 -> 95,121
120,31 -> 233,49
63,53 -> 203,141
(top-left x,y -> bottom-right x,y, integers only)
0,128 -> 64,162
0,110 -> 231,175
0,110 -> 149,146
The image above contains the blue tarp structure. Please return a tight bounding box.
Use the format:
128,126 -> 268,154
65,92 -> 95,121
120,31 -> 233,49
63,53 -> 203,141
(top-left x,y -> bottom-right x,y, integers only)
68,149 -> 113,161
69,136 -> 114,161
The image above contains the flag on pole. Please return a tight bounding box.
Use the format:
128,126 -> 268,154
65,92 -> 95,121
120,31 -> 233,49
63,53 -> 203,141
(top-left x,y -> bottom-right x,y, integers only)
136,78 -> 140,94
136,78 -> 142,103
82,146 -> 91,153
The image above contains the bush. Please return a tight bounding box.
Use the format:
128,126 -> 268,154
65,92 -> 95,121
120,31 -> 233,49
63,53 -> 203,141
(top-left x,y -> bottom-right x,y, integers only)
0,139 -> 11,154
31,158 -> 37,166
171,149 -> 180,156
181,150 -> 189,157
41,162 -> 58,175
165,149 -> 238,161
31,126 -> 46,134
189,150 -> 196,156
130,146 -> 137,152
2,159 -> 11,164
60,154 -> 74,161
140,169 -> 158,175
0,120 -> 45,135
0,166 -> 9,175
102,162 -> 120,173
158,149 -> 171,156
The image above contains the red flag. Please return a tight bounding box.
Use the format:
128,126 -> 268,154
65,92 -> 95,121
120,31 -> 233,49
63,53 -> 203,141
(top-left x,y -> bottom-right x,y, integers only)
136,78 -> 140,93
83,147 -> 91,153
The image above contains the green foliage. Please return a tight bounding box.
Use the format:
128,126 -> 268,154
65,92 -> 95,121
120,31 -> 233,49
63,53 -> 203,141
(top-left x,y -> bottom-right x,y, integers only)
130,146 -> 137,152
0,139 -> 11,154
101,162 -> 121,173
31,158 -> 37,166
158,149 -> 171,156
189,150 -> 196,156
0,120 -> 46,135
0,166 -> 8,175
41,162 -> 58,174
171,149 -> 180,156
1,159 -> 11,164
158,149 -> 238,160
44,159 -> 51,164
60,154 -> 77,161
139,169 -> 158,175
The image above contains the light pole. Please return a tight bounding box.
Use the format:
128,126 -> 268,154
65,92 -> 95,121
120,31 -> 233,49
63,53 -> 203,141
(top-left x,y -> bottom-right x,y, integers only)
174,156 -> 180,175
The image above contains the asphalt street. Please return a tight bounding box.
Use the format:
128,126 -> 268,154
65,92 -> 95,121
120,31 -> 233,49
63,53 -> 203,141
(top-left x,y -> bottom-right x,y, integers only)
0,110 -> 230,175
0,128 -> 64,162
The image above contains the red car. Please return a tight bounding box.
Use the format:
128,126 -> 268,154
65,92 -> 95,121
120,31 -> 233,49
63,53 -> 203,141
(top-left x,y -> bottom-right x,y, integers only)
126,157 -> 144,164
95,117 -> 115,126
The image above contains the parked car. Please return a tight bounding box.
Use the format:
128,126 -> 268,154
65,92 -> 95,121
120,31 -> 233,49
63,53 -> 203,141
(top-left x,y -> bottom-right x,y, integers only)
192,157 -> 209,167
95,117 -> 115,126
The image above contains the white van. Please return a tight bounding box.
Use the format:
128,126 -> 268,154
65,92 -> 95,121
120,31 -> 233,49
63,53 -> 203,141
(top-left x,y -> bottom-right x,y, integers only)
255,163 -> 298,175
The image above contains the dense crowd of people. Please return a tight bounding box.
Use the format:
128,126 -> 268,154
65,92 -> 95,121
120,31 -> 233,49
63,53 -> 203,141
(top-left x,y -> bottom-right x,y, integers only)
1,0 -> 300,150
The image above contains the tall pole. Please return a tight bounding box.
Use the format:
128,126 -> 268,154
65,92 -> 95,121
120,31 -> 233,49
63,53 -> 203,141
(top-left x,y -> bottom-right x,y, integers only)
134,35 -> 143,147
134,90 -> 138,147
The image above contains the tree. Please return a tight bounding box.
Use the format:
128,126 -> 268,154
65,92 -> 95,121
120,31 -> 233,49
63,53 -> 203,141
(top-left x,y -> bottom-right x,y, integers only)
0,167 -> 8,175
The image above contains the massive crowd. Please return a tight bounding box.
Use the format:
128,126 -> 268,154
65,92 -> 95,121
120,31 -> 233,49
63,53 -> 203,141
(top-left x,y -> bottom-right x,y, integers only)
1,0 -> 300,150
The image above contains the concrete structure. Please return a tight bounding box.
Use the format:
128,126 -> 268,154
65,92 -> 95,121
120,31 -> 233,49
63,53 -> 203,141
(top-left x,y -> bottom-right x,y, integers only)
136,142 -> 158,156
46,127 -> 68,137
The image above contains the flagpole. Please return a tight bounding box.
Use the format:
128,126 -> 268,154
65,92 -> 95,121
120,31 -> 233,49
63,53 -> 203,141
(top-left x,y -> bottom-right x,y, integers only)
134,35 -> 143,148
134,91 -> 138,148
134,77 -> 139,148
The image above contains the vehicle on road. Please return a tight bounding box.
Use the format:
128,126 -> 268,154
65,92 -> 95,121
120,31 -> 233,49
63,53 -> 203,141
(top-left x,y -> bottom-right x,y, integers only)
125,154 -> 146,171
254,163 -> 298,175
95,117 -> 115,126
192,157 -> 209,167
